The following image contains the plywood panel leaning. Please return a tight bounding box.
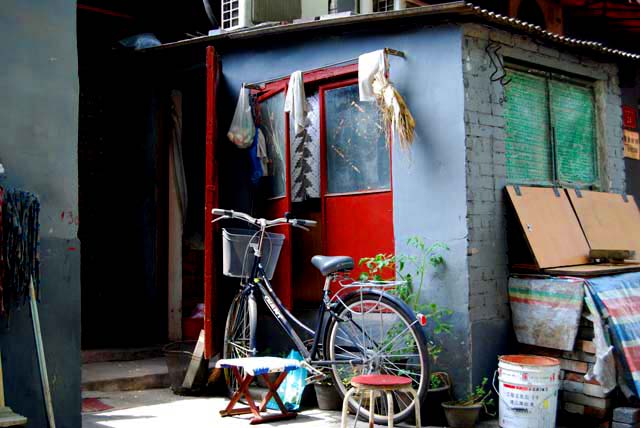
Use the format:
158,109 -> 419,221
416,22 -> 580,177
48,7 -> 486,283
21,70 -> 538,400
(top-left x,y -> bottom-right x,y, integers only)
506,185 -> 590,268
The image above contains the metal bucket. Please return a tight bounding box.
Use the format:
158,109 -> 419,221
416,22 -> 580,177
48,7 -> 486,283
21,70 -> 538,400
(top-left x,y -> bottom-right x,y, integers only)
495,355 -> 560,428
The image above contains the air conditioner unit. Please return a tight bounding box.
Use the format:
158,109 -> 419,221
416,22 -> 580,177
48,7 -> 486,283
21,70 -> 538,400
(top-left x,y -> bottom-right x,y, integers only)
359,0 -> 407,13
221,0 -> 302,30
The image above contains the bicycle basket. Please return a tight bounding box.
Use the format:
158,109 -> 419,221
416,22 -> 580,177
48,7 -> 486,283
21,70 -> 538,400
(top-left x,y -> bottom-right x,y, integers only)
222,228 -> 284,280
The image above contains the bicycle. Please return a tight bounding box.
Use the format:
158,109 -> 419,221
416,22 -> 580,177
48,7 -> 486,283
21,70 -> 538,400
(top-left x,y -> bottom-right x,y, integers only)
212,208 -> 430,425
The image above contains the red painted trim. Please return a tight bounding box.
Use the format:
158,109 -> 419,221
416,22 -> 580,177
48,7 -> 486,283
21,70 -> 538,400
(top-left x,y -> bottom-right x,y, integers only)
318,77 -> 394,277
324,189 -> 391,198
303,64 -> 358,85
77,4 -> 134,19
256,89 -> 294,309
204,46 -> 219,359
319,77 -> 358,254
255,63 -> 358,99
319,86 -> 328,255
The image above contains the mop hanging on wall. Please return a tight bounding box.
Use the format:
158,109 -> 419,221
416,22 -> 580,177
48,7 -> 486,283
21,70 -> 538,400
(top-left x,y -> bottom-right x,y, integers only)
2,189 -> 40,316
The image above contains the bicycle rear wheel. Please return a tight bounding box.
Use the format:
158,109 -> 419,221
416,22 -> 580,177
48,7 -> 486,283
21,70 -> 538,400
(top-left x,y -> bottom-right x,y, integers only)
222,288 -> 257,395
324,290 -> 429,425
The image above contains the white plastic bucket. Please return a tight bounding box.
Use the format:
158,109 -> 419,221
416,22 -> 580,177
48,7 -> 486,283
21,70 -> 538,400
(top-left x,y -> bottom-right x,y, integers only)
494,355 -> 560,428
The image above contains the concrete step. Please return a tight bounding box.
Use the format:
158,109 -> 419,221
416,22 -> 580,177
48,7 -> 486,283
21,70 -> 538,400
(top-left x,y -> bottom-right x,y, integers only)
82,357 -> 170,392
82,346 -> 165,364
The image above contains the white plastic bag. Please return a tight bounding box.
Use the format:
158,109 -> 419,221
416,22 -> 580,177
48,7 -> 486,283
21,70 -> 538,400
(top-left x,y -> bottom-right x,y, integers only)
227,86 -> 255,149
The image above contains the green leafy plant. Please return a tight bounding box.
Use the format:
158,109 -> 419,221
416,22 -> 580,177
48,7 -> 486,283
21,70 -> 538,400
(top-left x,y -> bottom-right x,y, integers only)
359,236 -> 453,361
429,371 -> 451,390
450,377 -> 495,414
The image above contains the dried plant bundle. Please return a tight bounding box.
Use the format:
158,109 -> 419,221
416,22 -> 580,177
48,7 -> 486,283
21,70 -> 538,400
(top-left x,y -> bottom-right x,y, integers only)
372,77 -> 415,151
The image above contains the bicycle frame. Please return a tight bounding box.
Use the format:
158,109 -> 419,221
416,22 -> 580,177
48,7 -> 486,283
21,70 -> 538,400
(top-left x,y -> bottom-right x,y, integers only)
242,250 -> 366,367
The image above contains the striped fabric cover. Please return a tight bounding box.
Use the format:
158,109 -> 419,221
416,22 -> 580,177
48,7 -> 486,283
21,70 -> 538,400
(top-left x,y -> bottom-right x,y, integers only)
508,276 -> 585,351
215,357 -> 301,376
586,272 -> 640,396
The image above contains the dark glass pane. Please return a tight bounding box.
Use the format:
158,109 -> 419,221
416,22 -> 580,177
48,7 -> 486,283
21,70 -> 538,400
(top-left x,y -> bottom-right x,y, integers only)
325,84 -> 390,194
261,93 -> 286,198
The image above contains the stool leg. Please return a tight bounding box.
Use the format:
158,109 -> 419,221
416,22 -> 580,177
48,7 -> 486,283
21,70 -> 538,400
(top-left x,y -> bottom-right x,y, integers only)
341,387 -> 357,428
386,391 -> 394,428
406,387 -> 421,428
369,390 -> 375,428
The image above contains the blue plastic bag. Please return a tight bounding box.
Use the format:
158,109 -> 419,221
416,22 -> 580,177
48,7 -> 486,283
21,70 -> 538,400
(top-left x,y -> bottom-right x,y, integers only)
267,350 -> 307,411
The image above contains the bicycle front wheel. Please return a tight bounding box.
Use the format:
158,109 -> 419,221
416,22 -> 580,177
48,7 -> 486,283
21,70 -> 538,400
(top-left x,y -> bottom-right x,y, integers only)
222,289 -> 257,395
324,290 -> 429,425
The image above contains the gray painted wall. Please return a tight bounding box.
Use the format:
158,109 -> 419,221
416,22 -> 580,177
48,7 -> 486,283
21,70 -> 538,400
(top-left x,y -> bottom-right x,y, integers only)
462,23 -> 624,388
0,1 -> 80,427
217,24 -> 472,393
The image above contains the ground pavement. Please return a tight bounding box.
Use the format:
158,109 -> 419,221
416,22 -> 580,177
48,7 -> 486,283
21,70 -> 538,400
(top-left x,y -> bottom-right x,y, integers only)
82,388 -> 500,428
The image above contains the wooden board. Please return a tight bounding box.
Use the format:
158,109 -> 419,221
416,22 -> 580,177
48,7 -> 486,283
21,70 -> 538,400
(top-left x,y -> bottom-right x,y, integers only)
506,186 -> 591,268
544,263 -> 640,276
568,189 -> 640,261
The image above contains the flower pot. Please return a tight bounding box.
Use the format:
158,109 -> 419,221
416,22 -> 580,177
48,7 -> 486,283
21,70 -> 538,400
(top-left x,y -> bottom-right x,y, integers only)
423,382 -> 452,426
441,402 -> 482,428
314,383 -> 342,410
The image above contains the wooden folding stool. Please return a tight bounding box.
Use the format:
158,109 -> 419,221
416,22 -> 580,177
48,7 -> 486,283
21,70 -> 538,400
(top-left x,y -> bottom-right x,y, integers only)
216,357 -> 301,425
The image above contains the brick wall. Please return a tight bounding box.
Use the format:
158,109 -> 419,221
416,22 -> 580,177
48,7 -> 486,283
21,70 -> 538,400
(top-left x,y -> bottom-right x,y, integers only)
461,22 -> 624,381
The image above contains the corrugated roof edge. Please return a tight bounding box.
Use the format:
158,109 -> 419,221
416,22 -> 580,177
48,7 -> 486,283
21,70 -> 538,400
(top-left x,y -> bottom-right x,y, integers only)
143,1 -> 639,60
466,3 -> 640,60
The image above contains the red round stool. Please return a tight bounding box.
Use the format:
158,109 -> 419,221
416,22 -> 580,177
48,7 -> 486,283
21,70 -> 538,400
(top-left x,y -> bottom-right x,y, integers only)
340,374 -> 420,428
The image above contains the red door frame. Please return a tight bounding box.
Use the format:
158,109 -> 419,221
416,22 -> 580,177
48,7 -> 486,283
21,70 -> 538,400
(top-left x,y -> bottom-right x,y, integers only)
318,78 -> 394,284
255,87 -> 294,308
204,46 -> 219,359
250,62 -> 394,302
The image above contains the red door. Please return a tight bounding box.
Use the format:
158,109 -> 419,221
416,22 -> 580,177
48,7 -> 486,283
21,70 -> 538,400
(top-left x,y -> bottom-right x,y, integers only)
319,79 -> 394,284
256,86 -> 293,308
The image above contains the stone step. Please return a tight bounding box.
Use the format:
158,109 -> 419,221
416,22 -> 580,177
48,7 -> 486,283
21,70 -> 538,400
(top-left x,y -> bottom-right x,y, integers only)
82,357 -> 170,392
82,346 -> 165,364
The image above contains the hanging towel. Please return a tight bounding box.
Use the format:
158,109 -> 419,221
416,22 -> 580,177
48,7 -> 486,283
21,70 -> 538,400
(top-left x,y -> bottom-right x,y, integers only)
249,129 -> 265,186
256,128 -> 268,177
290,92 -> 320,202
284,71 -> 307,135
358,50 -> 387,102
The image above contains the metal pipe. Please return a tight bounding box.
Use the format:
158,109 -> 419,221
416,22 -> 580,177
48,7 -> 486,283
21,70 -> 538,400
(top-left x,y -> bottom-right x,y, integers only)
244,47 -> 405,89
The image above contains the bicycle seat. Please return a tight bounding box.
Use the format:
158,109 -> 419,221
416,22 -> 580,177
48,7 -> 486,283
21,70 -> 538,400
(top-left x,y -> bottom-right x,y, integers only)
311,255 -> 354,276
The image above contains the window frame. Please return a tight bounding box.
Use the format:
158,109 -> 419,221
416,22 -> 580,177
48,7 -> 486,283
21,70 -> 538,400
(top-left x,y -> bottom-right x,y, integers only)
254,63 -> 392,199
504,62 -> 600,189
256,88 -> 289,200
319,78 -> 393,197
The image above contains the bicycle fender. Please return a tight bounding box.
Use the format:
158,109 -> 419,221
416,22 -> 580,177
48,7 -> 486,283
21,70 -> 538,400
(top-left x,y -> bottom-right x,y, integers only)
336,288 -> 417,318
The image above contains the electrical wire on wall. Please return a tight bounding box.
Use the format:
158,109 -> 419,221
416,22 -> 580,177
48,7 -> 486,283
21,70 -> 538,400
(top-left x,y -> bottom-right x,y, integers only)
486,41 -> 512,102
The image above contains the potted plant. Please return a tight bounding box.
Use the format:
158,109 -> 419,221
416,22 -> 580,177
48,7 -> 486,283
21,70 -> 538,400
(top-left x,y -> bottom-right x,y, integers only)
314,370 -> 342,410
360,236 -> 454,425
442,377 -> 494,428
425,371 -> 452,425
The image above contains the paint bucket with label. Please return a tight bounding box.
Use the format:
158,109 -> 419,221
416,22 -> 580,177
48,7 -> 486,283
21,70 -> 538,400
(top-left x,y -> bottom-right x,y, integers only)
494,355 -> 560,428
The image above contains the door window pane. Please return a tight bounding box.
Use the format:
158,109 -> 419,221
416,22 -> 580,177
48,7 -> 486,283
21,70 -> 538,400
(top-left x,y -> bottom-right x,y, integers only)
325,84 -> 390,194
260,92 -> 286,198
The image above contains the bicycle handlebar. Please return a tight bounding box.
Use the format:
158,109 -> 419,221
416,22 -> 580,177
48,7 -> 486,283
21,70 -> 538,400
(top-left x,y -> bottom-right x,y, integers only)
211,208 -> 317,228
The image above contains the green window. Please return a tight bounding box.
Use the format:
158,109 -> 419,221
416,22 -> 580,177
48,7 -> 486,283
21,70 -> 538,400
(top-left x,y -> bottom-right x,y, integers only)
504,68 -> 598,188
